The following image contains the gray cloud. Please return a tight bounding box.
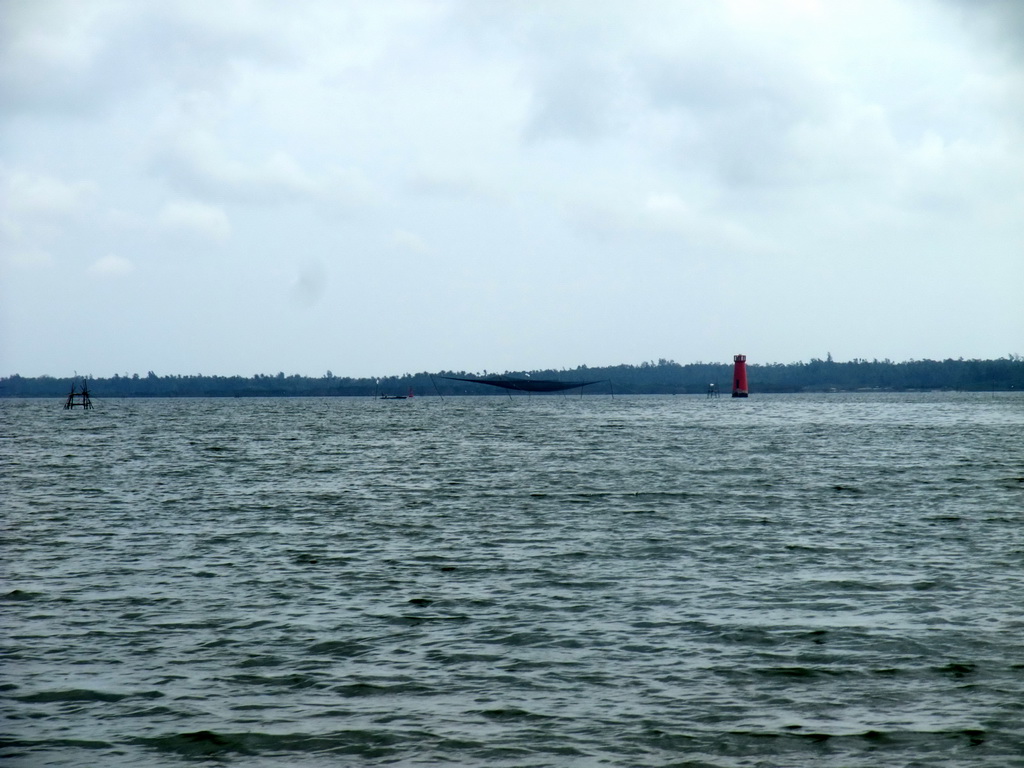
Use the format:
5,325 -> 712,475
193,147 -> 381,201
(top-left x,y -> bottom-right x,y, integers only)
944,0 -> 1024,57
0,0 -> 293,118
2,0 -> 1021,377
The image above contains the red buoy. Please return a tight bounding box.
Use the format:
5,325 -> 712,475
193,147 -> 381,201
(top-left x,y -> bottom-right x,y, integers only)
732,354 -> 748,398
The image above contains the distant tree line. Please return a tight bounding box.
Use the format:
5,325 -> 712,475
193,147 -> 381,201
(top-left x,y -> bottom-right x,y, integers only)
1,356 -> 1021,398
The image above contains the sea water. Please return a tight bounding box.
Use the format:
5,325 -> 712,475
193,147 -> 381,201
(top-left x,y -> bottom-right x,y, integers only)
2,393 -> 1023,767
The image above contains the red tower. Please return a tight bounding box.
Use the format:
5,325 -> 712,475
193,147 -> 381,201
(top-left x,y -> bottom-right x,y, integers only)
732,354 -> 748,398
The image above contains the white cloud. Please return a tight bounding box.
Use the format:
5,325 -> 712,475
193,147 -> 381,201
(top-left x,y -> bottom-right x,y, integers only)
89,253 -> 134,275
157,199 -> 231,241
407,168 -> 507,204
0,167 -> 98,268
2,167 -> 98,216
565,190 -> 773,258
0,232 -> 53,269
391,229 -> 431,254
152,128 -> 319,204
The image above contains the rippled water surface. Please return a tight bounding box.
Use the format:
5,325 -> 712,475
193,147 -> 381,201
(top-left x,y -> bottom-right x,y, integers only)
3,393 -> 1024,767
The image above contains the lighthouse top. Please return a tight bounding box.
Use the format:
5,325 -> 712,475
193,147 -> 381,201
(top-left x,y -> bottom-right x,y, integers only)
734,354 -> 746,363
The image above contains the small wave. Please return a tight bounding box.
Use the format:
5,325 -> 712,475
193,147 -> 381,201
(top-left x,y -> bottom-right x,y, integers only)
237,655 -> 285,669
379,613 -> 470,625
226,673 -> 327,690
755,666 -> 846,680
476,706 -> 555,722
12,688 -> 162,704
306,640 -> 372,657
198,637 -> 235,649
725,727 -> 988,748
1,589 -> 39,601
424,650 -> 505,664
134,730 -> 248,758
935,661 -> 976,678
332,681 -> 433,698
121,704 -> 181,718
135,728 -> 420,759
482,630 -> 563,648
15,689 -> 126,704
0,737 -> 113,752
225,618 -> 275,631
831,484 -> 865,494
805,578 -> 893,592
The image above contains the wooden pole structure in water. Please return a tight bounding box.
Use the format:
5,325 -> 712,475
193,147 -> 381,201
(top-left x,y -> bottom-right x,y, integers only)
63,379 -> 93,409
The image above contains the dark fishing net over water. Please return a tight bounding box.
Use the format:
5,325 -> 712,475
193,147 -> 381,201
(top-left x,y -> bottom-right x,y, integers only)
440,376 -> 603,392
2,393 -> 1023,767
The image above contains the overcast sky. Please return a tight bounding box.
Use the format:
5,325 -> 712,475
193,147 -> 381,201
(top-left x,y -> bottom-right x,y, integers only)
2,0 -> 1022,378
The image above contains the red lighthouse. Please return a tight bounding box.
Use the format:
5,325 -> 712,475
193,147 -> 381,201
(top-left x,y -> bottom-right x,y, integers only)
732,354 -> 748,398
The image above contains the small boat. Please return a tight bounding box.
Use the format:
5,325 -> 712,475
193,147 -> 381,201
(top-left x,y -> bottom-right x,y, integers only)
379,387 -> 414,400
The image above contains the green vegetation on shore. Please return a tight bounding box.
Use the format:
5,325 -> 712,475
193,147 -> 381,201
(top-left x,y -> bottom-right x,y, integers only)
2,356 -> 1022,397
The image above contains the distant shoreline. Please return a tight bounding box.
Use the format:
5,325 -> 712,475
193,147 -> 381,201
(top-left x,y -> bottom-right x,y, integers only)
3,391 -> 1021,400
3,357 -> 1021,398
